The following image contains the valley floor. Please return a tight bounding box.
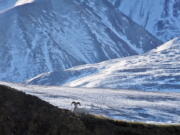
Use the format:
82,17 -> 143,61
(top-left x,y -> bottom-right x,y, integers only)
1,82 -> 180,124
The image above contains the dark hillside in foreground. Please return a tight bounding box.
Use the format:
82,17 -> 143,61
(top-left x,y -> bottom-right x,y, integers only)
0,85 -> 180,135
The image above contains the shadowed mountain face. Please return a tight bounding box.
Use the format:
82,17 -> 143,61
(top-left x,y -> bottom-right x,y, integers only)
28,37 -> 180,92
107,0 -> 180,41
0,0 -> 161,82
0,85 -> 180,135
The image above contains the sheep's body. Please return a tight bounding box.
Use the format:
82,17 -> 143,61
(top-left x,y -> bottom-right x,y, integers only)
73,107 -> 88,114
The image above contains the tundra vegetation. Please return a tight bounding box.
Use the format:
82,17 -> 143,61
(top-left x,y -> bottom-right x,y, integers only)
0,85 -> 180,135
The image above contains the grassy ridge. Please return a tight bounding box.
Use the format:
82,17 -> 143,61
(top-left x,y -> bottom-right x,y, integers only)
0,85 -> 179,135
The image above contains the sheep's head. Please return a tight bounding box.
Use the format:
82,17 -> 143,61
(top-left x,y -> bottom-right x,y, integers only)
71,101 -> 81,107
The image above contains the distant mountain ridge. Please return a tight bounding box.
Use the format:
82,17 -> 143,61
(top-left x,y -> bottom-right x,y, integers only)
0,0 -> 161,82
28,37 -> 180,92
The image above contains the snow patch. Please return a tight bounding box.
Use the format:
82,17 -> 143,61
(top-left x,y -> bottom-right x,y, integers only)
15,0 -> 34,6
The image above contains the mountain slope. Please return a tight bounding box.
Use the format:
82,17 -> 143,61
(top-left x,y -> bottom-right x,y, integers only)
0,0 -> 161,82
0,85 -> 88,135
1,84 -> 180,135
110,0 -> 180,41
1,82 -> 180,123
28,37 -> 180,91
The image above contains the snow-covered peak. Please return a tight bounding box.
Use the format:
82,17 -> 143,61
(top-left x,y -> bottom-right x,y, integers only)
0,0 -> 36,12
15,0 -> 35,6
153,37 -> 180,52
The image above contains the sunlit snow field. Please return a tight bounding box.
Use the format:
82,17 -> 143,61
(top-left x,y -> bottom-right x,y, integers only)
1,82 -> 180,124
28,38 -> 180,92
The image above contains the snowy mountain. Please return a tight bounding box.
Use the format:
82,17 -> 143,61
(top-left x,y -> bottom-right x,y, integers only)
110,0 -> 180,41
28,37 -> 180,92
70,0 -> 180,41
0,0 -> 162,82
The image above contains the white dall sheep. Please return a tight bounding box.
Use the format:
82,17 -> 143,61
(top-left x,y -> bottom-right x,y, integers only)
71,101 -> 89,114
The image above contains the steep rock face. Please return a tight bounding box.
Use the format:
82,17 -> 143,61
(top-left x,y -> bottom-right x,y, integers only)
109,0 -> 180,41
0,0 -> 161,82
28,37 -> 180,91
